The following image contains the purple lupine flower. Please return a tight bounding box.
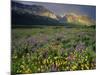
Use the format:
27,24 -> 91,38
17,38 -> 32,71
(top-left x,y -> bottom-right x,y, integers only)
26,36 -> 38,46
67,55 -> 72,60
50,64 -> 57,72
67,53 -> 76,61
38,34 -> 49,43
31,47 -> 37,52
75,42 -> 86,51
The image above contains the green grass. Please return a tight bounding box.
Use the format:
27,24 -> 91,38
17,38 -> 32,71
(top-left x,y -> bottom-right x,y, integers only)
11,26 -> 96,74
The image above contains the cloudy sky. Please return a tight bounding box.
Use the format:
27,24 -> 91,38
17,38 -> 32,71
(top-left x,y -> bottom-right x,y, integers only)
12,0 -> 96,20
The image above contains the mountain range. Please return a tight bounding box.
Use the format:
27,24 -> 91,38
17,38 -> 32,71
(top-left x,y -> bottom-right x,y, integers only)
11,1 -> 96,26
60,13 -> 95,26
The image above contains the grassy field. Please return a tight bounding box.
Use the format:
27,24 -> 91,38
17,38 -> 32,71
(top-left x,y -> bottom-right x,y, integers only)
11,26 -> 96,74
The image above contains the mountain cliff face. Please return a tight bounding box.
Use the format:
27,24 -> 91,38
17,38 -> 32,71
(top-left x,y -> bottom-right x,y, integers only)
61,13 -> 95,26
12,1 -> 58,20
12,1 -> 95,26
11,1 -> 60,25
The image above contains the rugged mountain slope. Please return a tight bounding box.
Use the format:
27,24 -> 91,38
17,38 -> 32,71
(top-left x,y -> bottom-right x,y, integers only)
61,13 -> 95,26
11,1 -> 60,25
12,1 -> 95,26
